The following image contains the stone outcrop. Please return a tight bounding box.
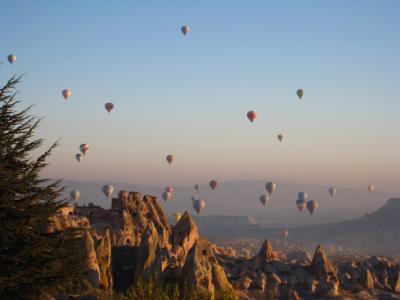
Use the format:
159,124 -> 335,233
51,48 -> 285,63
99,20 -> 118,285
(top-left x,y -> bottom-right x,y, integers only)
48,206 -> 89,233
181,238 -> 235,299
75,191 -> 171,248
171,211 -> 199,265
58,190 -> 400,300
134,222 -> 160,280
309,245 -> 339,296
94,229 -> 113,290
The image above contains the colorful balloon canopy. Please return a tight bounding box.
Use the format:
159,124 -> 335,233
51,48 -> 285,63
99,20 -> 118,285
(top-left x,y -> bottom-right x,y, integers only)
298,192 -> 308,201
193,199 -> 205,214
75,153 -> 83,162
105,102 -> 114,113
368,184 -> 375,193
259,194 -> 269,206
70,190 -> 80,201
296,199 -> 306,212
306,200 -> 318,215
79,144 -> 90,155
162,191 -> 172,202
265,182 -> 277,195
166,154 -> 174,164
165,186 -> 174,193
7,54 -> 16,64
296,89 -> 304,100
181,25 -> 190,35
102,184 -> 114,198
281,229 -> 289,239
62,89 -> 71,100
247,111 -> 257,123
209,180 -> 219,191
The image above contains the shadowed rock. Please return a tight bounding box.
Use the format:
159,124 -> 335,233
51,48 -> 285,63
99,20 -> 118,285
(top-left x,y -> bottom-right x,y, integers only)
134,222 -> 160,280
181,238 -> 235,299
171,211 -> 199,265
310,245 -> 339,296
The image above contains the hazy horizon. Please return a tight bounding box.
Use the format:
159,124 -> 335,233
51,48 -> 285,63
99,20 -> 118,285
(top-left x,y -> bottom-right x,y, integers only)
1,1 -> 399,192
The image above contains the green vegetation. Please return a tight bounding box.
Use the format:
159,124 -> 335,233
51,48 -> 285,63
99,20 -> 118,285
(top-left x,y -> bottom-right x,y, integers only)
113,276 -> 236,300
0,76 -> 84,299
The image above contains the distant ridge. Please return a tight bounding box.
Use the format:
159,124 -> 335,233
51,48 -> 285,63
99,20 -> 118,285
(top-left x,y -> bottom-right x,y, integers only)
279,198 -> 400,256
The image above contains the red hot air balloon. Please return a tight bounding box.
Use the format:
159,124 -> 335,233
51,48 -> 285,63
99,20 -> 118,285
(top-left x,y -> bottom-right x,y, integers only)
165,186 -> 174,193
209,180 -> 218,191
247,111 -> 257,123
166,155 -> 174,165
105,102 -> 114,113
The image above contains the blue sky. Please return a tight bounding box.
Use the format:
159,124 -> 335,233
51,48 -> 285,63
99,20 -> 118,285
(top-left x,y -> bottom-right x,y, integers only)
1,1 -> 399,191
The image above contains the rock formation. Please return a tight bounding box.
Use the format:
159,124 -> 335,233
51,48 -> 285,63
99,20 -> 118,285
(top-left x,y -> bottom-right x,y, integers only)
181,238 -> 235,299
171,211 -> 199,265
55,190 -> 400,300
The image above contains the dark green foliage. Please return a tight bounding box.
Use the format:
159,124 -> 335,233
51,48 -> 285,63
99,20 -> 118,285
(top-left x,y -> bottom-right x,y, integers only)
114,275 -> 236,300
0,76 -> 84,299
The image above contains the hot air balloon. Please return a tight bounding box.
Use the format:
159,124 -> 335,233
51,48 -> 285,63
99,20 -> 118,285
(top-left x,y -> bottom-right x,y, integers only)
75,153 -> 83,162
7,54 -> 16,64
194,184 -> 199,191
296,89 -> 304,100
247,111 -> 257,123
181,25 -> 190,35
277,134 -> 284,142
191,196 -> 199,202
298,192 -> 308,201
209,180 -> 218,191
105,102 -> 114,113
259,194 -> 269,206
296,199 -> 306,212
328,187 -> 336,196
306,200 -> 318,215
70,190 -> 80,201
165,186 -> 174,193
173,212 -> 182,224
265,182 -> 277,195
102,184 -> 114,198
162,191 -> 172,202
193,199 -> 205,214
281,229 -> 289,239
368,184 -> 375,193
62,89 -> 72,100
79,144 -> 90,155
166,154 -> 174,164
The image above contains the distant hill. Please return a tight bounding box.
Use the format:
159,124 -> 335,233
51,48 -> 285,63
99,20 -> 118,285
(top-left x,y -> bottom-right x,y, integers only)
64,179 -> 397,227
193,198 -> 400,256
287,198 -> 400,256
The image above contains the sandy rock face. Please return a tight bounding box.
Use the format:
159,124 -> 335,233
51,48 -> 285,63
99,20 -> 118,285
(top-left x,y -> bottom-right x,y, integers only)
181,238 -> 234,299
82,231 -> 100,288
48,206 -> 89,233
171,211 -> 199,265
309,245 -> 339,296
94,229 -> 113,290
134,222 -> 160,280
257,239 -> 276,263
76,191 -> 171,248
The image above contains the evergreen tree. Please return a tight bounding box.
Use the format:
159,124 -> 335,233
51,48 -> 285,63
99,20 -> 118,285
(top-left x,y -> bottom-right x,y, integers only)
0,76 -> 83,299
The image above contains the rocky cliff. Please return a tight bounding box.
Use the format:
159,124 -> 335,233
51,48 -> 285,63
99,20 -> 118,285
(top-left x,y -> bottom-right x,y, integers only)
58,191 -> 400,300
